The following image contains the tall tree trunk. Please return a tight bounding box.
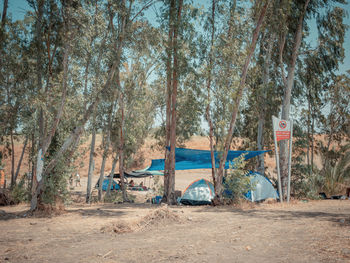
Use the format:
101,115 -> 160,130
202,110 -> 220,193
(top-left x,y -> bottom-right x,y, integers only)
98,105 -> 112,201
307,92 -> 311,177
10,129 -> 15,189
86,127 -> 96,204
30,0 -> 44,212
311,113 -> 315,172
31,0 -> 72,211
163,0 -> 175,203
0,0 -> 8,43
106,156 -> 119,197
206,0 -> 217,188
167,0 -> 183,205
118,91 -> 129,202
30,132 -> 35,192
14,137 -> 28,183
98,135 -> 106,201
257,32 -> 274,175
214,1 -> 269,203
43,56 -> 120,176
279,0 -> 310,199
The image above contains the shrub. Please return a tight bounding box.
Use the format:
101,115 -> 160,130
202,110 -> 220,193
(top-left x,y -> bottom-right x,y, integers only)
11,177 -> 30,203
223,154 -> 254,203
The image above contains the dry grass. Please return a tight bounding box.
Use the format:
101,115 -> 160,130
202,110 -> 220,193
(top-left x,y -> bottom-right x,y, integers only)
100,206 -> 183,234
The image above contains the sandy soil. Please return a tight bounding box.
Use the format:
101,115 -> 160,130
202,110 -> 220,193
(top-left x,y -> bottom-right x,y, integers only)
1,136 -> 350,262
1,200 -> 350,263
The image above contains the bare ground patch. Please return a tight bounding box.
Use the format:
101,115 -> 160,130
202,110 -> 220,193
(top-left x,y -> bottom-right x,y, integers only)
100,206 -> 184,234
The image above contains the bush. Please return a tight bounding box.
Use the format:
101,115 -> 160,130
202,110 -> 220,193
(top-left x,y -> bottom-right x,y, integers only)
41,156 -> 71,206
11,177 -> 30,203
223,154 -> 254,203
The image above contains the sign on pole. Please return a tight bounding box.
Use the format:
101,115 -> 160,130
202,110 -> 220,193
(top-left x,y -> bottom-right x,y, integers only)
272,116 -> 293,203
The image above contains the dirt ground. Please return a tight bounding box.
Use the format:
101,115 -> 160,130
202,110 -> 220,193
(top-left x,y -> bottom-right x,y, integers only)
1,136 -> 350,262
1,198 -> 350,263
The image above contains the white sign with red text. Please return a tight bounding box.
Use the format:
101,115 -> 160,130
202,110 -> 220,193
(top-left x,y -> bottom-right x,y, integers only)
273,116 -> 291,142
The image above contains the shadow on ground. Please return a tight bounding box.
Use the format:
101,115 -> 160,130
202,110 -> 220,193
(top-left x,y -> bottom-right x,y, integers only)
192,203 -> 350,226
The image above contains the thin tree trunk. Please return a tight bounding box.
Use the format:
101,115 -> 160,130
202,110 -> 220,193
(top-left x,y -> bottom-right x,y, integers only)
43,57 -> 120,176
10,129 -> 15,188
167,0 -> 183,205
98,135 -> 107,201
257,32 -> 274,175
214,1 -> 269,203
279,0 -> 310,198
311,113 -> 315,172
0,0 -> 8,43
30,0 -> 44,212
106,156 -> 119,197
30,132 -> 35,192
98,106 -> 112,201
163,0 -> 175,203
14,137 -> 28,183
86,127 -> 96,204
307,93 -> 311,177
206,0 -> 217,188
118,91 -> 129,202
31,1 -> 72,211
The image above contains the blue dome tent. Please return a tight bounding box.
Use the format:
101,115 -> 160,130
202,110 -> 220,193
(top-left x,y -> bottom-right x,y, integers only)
180,179 -> 215,205
245,172 -> 278,202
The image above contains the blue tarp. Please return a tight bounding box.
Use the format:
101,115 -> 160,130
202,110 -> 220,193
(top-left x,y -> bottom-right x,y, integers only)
147,148 -> 269,171
101,178 -> 120,191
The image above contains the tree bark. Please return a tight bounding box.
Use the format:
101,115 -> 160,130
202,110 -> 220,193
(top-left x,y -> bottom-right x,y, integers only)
307,92 -> 311,177
0,0 -> 8,43
279,0 -> 310,198
214,1 -> 269,203
167,0 -> 183,205
118,91 -> 129,202
10,129 -> 15,189
206,0 -> 217,188
30,0 -> 44,211
43,57 -> 120,176
14,137 -> 28,183
98,105 -> 112,201
163,0 -> 175,203
257,32 -> 274,175
86,127 -> 96,204
106,156 -> 118,197
31,1 -> 71,210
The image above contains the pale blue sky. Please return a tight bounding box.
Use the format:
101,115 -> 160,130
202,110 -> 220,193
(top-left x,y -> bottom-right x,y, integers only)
3,0 -> 350,74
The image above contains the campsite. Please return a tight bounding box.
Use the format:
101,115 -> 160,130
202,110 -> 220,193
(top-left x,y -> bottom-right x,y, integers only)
1,0 -> 350,262
1,136 -> 350,262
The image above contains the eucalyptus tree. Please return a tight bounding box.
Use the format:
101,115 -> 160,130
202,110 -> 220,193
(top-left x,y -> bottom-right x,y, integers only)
100,0 -> 160,202
201,0 -> 269,202
277,0 -> 347,198
0,18 -> 34,188
28,0 -> 79,210
28,0 -> 115,209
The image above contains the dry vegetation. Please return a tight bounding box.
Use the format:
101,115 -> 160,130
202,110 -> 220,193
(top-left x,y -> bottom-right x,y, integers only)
1,136 -> 350,262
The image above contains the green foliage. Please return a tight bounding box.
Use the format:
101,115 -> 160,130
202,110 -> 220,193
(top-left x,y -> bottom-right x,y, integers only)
223,154 -> 253,202
320,143 -> 350,196
41,159 -> 71,205
152,175 -> 164,196
0,0 -> 349,207
11,177 -> 30,203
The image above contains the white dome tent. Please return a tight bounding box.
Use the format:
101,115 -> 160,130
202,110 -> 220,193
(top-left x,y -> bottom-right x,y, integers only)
245,172 -> 279,202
